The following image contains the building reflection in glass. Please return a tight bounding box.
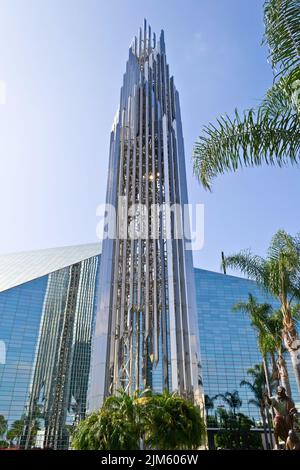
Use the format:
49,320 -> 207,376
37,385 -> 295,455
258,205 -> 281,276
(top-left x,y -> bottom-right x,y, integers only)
0,244 -> 100,450
22,256 -> 99,449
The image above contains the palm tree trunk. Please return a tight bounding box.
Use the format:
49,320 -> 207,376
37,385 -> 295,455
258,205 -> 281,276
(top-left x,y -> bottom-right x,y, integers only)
270,352 -> 279,386
262,357 -> 273,398
260,406 -> 270,450
262,356 -> 275,430
277,352 -> 292,398
282,304 -> 300,395
261,361 -> 275,448
288,347 -> 300,396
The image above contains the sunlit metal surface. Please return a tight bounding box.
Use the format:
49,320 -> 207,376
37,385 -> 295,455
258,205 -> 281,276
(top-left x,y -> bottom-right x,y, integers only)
89,21 -> 203,410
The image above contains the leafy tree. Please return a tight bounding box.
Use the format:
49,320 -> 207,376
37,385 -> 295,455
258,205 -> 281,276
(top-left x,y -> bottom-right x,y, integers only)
224,230 -> 300,394
193,0 -> 300,190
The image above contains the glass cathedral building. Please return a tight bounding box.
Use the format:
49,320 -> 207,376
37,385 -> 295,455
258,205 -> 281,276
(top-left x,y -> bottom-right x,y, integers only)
0,244 -> 100,449
1,243 -> 300,449
1,23 -> 299,451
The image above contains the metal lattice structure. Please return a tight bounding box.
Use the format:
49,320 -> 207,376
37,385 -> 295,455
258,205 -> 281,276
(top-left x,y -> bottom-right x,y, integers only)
89,20 -> 203,409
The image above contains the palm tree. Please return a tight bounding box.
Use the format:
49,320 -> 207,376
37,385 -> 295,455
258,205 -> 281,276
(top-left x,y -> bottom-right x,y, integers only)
6,419 -> 25,447
240,364 -> 271,448
72,390 -> 205,450
265,309 -> 294,395
224,230 -> 300,393
204,394 -> 215,420
193,0 -> 300,190
233,294 -> 292,397
143,391 -> 205,450
72,391 -> 140,450
214,391 -> 242,416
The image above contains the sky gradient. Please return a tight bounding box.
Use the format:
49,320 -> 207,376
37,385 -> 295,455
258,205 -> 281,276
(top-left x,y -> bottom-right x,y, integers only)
0,0 -> 299,273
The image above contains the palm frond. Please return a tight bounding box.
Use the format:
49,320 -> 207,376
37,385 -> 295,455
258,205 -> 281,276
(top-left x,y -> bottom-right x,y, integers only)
240,380 -> 257,395
193,1 -> 300,190
248,398 -> 261,408
232,293 -> 282,357
261,70 -> 300,118
263,0 -> 300,77
291,303 -> 300,322
224,251 -> 266,283
193,107 -> 300,190
258,331 -> 277,356
246,364 -> 265,377
268,229 -> 300,260
267,230 -> 300,300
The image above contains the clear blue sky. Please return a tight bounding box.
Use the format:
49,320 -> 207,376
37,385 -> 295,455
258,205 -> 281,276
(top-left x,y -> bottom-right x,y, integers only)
0,0 -> 299,273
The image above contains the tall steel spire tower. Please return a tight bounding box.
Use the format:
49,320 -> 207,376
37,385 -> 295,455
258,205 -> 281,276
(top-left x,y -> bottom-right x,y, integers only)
89,20 -> 203,410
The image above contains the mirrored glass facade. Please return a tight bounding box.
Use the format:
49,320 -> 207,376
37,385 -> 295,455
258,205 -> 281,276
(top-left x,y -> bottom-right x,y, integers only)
0,276 -> 48,430
0,245 -> 100,449
1,244 -> 299,450
194,268 -> 300,420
